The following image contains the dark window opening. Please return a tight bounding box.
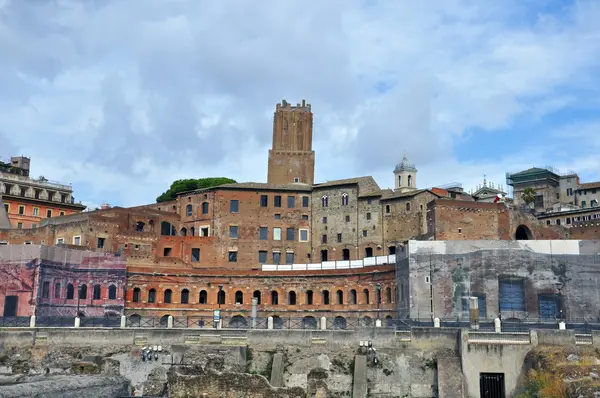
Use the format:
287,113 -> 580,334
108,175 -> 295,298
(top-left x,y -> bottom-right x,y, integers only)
42,281 -> 50,298
274,195 -> 282,207
337,290 -> 344,304
202,202 -> 209,214
260,195 -> 268,207
322,290 -> 330,305
235,290 -> 243,304
253,290 -> 261,305
350,289 -> 357,305
93,284 -> 101,300
288,291 -> 297,305
133,288 -> 141,303
230,200 -> 239,213
271,291 -> 279,305
164,289 -> 172,303
228,251 -> 238,262
342,248 -> 350,260
199,290 -> 207,304
163,247 -> 172,256
306,290 -> 314,305
365,247 -> 373,257
287,196 -> 295,208
108,285 -> 117,300
181,289 -> 189,304
148,288 -> 156,303
191,248 -> 200,262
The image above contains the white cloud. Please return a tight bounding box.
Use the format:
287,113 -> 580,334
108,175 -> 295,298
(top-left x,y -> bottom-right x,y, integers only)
0,0 -> 600,206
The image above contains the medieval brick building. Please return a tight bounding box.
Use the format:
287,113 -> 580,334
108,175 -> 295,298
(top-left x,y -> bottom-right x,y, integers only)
1,99 -> 596,325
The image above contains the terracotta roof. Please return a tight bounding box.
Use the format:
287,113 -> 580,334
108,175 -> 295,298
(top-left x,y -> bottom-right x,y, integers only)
313,176 -> 381,197
578,181 -> 600,190
0,195 -> 11,229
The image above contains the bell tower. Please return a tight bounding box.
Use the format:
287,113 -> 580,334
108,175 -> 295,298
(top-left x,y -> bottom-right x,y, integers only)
267,99 -> 315,185
394,151 -> 418,193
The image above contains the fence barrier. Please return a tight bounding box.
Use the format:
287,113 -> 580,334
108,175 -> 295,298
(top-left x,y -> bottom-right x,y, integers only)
0,315 -> 598,333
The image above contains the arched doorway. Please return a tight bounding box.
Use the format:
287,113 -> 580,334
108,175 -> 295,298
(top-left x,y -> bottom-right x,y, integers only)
515,225 -> 533,240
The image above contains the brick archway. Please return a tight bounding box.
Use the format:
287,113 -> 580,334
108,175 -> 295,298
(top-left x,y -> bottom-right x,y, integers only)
515,224 -> 534,240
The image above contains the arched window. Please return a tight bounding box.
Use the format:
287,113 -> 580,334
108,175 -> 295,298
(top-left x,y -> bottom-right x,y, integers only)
385,204 -> 390,214
186,204 -> 193,217
161,221 -> 175,236
190,227 -> 195,236
217,290 -> 226,305
288,291 -> 297,305
306,290 -> 314,305
180,227 -> 187,236
337,289 -> 344,305
66,283 -> 74,299
235,290 -> 244,304
202,202 -> 209,214
108,285 -> 117,300
398,175 -> 402,186
79,284 -> 87,299
341,193 -> 349,206
350,289 -> 357,305
199,290 -> 208,304
363,289 -> 370,304
406,202 -> 411,211
408,175 -> 412,187
164,289 -> 172,303
93,284 -> 101,300
181,289 -> 189,304
148,288 -> 156,303
253,290 -> 261,305
386,287 -> 392,303
322,290 -> 330,305
271,291 -> 279,305
321,195 -> 328,207
132,287 -> 141,303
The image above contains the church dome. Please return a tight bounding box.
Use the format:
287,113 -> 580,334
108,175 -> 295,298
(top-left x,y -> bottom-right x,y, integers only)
394,153 -> 416,172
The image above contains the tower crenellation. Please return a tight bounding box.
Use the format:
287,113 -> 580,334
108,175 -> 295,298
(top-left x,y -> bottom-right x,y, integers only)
267,99 -> 315,185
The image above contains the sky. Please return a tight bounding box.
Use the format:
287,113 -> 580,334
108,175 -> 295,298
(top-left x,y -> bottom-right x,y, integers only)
1,0 -> 600,210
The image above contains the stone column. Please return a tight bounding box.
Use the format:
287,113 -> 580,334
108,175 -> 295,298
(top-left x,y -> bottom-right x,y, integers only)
320,316 -> 327,330
469,297 -> 479,330
167,315 -> 173,329
267,316 -> 274,330
120,315 -> 127,328
29,315 -> 36,328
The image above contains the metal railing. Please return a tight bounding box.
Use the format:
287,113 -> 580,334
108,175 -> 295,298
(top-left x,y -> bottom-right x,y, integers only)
1,315 -> 599,333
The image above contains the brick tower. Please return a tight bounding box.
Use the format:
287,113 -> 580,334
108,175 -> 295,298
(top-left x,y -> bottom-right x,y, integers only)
267,99 -> 315,185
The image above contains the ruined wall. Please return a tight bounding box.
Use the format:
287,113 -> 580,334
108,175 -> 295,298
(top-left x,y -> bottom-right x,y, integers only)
570,222 -> 600,240
0,245 -> 127,317
401,240 -> 600,321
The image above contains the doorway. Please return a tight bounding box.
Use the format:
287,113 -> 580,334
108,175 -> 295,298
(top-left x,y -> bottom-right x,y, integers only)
3,296 -> 18,317
480,373 -> 505,398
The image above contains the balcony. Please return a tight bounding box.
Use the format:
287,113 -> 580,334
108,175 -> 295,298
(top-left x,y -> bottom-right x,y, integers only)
0,171 -> 72,191
261,254 -> 397,271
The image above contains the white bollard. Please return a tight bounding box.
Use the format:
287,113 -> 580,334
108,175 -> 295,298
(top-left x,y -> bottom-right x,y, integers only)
217,319 -> 222,330
120,315 -> 127,328
267,316 -> 274,330
375,319 -> 382,328
494,318 -> 501,333
29,315 -> 36,328
434,318 -> 440,328
320,316 -> 327,330
559,321 -> 566,330
74,317 -> 80,328
167,315 -> 173,329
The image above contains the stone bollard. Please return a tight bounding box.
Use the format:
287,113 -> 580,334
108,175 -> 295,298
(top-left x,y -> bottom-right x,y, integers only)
494,318 -> 501,333
29,315 -> 36,328
469,297 -> 480,330
120,315 -> 127,328
559,321 -> 566,330
74,317 -> 81,328
375,319 -> 382,328
434,318 -> 440,328
268,316 -> 274,330
320,316 -> 327,330
167,315 -> 173,329
217,319 -> 222,330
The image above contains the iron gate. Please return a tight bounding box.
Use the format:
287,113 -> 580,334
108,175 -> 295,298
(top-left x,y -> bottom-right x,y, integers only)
480,373 -> 505,398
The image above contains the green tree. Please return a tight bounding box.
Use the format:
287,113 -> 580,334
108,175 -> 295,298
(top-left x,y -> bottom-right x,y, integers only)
156,177 -> 237,203
521,187 -> 536,206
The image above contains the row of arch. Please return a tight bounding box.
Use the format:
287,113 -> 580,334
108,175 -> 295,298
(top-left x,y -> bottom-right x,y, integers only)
131,286 -> 395,306
48,282 -> 118,301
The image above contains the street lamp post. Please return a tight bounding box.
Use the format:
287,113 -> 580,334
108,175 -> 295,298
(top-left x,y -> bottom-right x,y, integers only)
555,282 -> 564,320
76,285 -> 81,317
216,284 -> 223,329
376,283 -> 381,318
